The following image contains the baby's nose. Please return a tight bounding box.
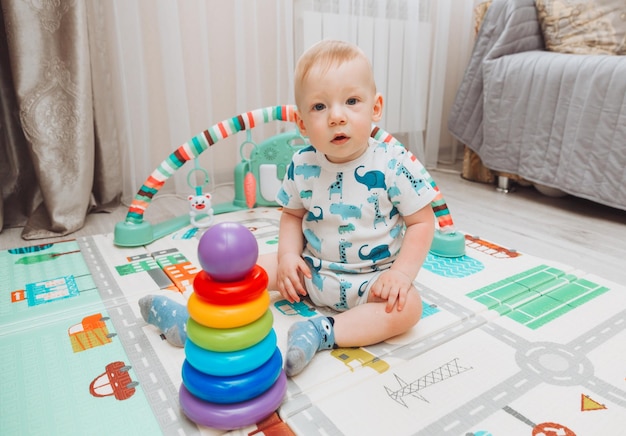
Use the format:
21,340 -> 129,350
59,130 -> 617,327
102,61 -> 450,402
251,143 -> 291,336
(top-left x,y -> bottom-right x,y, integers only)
328,107 -> 347,125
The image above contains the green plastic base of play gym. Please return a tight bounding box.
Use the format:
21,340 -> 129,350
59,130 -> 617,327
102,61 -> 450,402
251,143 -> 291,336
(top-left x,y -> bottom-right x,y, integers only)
114,215 -> 191,247
429,230 -> 466,258
115,210 -> 467,257
113,202 -> 250,247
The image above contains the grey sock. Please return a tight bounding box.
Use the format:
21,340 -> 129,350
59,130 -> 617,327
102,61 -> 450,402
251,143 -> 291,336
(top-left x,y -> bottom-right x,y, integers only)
285,316 -> 335,376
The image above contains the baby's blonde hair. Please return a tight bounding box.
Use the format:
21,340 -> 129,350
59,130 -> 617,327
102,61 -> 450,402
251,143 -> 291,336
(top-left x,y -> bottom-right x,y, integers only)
294,40 -> 376,105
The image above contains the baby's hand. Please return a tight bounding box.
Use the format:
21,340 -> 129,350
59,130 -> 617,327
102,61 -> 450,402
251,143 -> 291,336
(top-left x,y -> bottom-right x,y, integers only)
276,253 -> 311,303
370,269 -> 414,313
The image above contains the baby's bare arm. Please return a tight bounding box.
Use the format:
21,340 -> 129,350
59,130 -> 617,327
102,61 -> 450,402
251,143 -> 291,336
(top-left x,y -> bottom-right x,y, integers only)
276,208 -> 311,302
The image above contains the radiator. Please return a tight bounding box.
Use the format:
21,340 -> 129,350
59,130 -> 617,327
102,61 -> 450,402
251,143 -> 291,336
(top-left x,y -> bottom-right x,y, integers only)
294,0 -> 432,136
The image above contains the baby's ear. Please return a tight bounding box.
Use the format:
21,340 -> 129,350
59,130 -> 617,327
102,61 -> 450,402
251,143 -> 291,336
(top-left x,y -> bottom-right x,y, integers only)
295,111 -> 308,136
372,93 -> 384,122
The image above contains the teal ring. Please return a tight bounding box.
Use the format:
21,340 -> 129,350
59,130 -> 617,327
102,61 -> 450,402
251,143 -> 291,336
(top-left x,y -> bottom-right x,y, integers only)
185,329 -> 277,377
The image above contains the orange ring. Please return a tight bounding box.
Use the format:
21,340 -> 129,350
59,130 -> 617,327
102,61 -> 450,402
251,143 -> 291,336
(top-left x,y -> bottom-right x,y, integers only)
193,265 -> 268,305
188,290 -> 270,329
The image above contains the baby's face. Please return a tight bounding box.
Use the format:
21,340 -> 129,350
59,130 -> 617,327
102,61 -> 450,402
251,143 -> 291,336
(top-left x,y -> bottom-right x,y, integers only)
295,57 -> 383,164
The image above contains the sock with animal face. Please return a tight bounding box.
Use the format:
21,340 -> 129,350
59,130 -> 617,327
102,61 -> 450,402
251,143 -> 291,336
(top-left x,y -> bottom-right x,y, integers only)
285,316 -> 335,376
139,295 -> 188,347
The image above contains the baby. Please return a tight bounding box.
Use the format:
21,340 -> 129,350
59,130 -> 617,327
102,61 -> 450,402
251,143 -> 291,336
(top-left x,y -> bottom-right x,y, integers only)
259,40 -> 437,376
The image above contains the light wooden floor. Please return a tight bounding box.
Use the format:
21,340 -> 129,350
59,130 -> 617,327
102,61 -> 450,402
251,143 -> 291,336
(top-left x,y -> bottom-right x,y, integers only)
2,170 -> 625,284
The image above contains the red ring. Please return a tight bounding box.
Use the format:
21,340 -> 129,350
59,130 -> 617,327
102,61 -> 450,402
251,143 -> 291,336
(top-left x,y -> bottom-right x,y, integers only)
193,265 -> 269,305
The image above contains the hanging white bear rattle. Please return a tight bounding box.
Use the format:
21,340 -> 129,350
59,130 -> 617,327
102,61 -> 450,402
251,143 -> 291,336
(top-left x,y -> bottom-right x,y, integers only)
188,193 -> 214,228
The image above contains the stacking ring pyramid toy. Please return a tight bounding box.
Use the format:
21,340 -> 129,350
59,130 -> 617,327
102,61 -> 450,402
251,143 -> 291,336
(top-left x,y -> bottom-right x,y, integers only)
179,222 -> 286,430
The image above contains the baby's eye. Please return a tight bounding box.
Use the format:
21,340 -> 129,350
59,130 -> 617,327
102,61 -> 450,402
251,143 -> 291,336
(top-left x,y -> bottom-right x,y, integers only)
346,98 -> 358,105
313,103 -> 326,111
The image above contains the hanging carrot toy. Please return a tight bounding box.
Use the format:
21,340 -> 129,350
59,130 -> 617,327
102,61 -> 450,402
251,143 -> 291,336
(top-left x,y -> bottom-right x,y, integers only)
240,130 -> 257,209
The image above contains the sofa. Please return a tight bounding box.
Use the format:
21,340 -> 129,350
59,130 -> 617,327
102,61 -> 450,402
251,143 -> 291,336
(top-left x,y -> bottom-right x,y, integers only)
448,0 -> 626,210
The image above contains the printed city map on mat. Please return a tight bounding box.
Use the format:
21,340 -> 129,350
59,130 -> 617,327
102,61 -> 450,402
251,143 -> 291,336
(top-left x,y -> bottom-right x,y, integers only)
1,207 -> 624,436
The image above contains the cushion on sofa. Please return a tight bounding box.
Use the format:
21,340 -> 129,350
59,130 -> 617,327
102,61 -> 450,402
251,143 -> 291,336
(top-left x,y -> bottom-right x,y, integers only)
536,0 -> 626,55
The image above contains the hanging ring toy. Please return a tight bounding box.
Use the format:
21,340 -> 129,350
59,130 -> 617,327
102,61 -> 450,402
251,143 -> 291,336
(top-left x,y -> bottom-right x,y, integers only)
187,163 -> 214,229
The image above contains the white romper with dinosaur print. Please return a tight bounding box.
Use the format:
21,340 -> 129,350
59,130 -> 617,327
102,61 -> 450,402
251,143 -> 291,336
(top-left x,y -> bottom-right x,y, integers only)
276,137 -> 437,311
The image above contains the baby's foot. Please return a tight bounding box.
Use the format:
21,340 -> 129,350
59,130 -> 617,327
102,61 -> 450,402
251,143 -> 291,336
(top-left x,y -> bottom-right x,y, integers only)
139,295 -> 188,347
285,316 -> 334,376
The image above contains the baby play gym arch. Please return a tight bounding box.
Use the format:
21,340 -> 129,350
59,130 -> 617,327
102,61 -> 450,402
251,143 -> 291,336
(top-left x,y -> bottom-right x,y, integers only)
113,105 -> 464,257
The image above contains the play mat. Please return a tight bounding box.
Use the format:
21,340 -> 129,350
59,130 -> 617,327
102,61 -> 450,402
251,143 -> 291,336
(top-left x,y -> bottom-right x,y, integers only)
2,105 -> 625,435
1,206 -> 625,436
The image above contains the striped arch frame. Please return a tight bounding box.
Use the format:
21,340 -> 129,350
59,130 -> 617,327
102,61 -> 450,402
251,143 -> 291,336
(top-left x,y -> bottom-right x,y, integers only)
125,105 -> 456,233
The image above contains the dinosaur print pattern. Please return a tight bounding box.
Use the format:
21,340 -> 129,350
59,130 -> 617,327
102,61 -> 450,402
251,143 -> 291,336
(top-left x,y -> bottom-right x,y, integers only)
338,239 -> 353,263
328,262 -> 359,273
387,182 -> 401,198
358,244 -> 391,263
304,256 -> 325,291
338,223 -> 355,234
396,163 -> 427,194
295,163 -> 321,179
276,187 -> 291,205
276,137 -> 437,312
306,206 -> 323,222
357,280 -> 369,297
328,172 -> 344,199
367,193 -> 387,228
334,277 -> 352,311
304,229 -> 322,253
355,165 -> 386,190
329,202 -> 362,219
287,161 -> 295,180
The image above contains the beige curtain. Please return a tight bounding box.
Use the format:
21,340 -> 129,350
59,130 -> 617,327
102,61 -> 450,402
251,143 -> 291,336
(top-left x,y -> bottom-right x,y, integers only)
95,0 -> 295,205
0,0 -> 121,240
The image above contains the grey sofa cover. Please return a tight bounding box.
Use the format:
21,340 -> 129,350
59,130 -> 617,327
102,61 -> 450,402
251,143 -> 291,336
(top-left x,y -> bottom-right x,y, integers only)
448,0 -> 626,211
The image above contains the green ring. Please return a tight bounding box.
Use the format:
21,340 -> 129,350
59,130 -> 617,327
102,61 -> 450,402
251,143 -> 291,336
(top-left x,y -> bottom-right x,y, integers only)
186,309 -> 274,352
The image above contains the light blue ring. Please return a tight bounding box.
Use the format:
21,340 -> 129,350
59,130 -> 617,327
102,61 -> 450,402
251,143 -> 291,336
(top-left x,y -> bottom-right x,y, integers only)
185,329 -> 277,376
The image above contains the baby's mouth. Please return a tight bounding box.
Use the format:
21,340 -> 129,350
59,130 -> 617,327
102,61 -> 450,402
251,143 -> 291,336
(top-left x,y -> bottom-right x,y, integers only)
332,134 -> 349,144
